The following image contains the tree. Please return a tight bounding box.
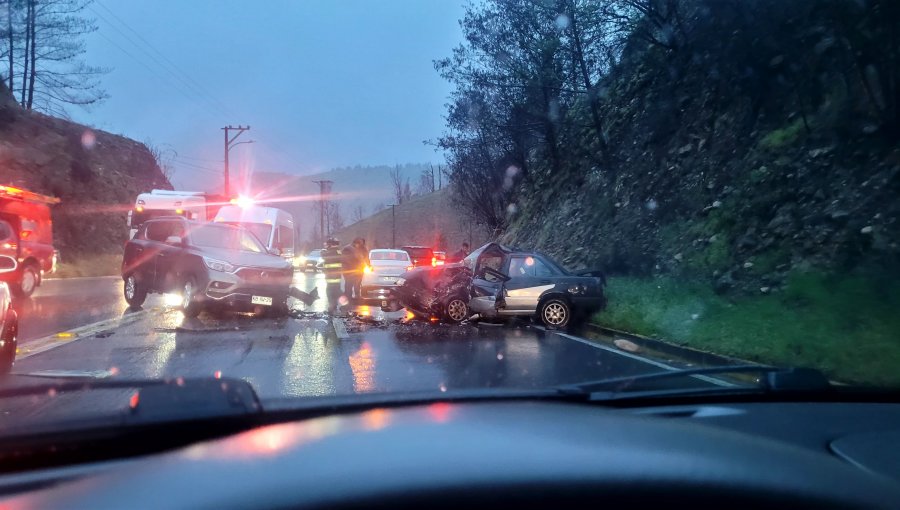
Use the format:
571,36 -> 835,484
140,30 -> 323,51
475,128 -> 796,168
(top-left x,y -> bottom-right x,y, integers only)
351,204 -> 365,223
1,0 -> 107,116
145,140 -> 175,182
416,166 -> 435,195
326,202 -> 344,234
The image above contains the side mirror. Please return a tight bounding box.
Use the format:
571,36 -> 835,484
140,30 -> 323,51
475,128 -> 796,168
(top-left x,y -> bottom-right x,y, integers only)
165,236 -> 183,245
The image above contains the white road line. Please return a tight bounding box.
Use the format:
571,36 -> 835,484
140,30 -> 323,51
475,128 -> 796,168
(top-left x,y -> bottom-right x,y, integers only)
332,318 -> 350,339
43,275 -> 120,282
552,330 -> 734,387
16,309 -> 149,361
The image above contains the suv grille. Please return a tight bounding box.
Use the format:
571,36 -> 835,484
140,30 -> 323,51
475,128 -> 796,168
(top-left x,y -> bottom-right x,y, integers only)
235,267 -> 292,285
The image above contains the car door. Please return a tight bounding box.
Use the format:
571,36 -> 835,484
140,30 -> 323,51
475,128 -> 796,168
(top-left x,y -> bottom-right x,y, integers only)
468,248 -> 506,315
125,223 -> 161,289
153,220 -> 185,292
501,255 -> 559,312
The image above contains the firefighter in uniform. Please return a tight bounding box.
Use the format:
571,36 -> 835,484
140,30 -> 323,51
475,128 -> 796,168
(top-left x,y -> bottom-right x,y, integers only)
321,238 -> 344,314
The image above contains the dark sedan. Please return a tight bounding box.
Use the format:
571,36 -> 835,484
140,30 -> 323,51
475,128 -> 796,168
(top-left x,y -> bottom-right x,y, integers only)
391,242 -> 606,328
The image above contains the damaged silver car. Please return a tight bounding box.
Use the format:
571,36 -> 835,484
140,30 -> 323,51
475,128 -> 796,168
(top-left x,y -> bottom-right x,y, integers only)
390,243 -> 607,329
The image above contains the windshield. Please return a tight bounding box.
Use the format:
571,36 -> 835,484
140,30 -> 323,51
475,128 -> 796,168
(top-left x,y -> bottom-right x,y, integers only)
3,0 -> 899,444
370,251 -> 410,261
190,225 -> 265,253
224,222 -> 272,247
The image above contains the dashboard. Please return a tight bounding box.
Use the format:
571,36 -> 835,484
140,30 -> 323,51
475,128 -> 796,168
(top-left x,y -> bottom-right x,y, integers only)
1,400 -> 899,509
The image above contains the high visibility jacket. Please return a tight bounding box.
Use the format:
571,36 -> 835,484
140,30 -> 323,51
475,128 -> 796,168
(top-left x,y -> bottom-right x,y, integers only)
322,247 -> 343,284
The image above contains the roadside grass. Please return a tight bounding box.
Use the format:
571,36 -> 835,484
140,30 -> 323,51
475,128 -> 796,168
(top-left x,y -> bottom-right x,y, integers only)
593,271 -> 900,386
53,253 -> 122,278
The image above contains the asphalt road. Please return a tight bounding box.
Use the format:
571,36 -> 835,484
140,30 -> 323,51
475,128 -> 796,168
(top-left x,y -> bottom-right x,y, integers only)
1,272 -> 695,428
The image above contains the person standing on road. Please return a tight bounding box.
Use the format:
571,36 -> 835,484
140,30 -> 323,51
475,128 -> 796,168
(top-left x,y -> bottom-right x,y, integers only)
450,242 -> 470,263
322,238 -> 344,314
341,241 -> 360,301
353,238 -> 370,300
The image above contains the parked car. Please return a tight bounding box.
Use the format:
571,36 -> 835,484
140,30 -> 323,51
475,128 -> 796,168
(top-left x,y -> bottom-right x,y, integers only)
302,249 -> 324,273
401,246 -> 435,268
361,249 -> 412,304
122,217 -> 294,317
0,281 -> 17,374
391,242 -> 606,328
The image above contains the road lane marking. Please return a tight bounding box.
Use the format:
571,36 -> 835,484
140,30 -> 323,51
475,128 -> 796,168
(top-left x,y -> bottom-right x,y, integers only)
15,310 -> 149,361
43,275 -> 120,282
332,318 -> 350,339
551,330 -> 734,387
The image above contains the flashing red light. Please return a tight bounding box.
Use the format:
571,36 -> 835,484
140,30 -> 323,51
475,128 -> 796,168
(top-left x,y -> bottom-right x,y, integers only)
129,392 -> 140,410
231,196 -> 254,208
19,230 -> 31,239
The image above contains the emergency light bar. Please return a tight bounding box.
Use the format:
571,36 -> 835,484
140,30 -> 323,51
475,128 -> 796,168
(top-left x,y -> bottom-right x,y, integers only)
0,185 -> 60,204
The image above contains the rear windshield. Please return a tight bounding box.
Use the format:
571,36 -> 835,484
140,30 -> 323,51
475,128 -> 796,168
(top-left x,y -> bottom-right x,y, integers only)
190,225 -> 265,253
371,251 -> 410,261
404,248 -> 433,259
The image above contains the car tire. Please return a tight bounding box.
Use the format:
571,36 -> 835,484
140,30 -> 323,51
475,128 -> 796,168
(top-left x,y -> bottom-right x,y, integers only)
444,296 -> 469,324
538,298 -> 571,330
12,264 -> 39,298
123,274 -> 147,308
181,276 -> 202,318
0,310 -> 17,375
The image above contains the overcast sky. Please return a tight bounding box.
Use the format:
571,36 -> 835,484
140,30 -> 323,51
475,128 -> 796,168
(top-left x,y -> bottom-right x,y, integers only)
70,0 -> 465,190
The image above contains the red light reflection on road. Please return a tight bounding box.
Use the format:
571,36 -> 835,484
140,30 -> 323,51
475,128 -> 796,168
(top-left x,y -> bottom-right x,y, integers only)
349,342 -> 376,393
427,402 -> 453,423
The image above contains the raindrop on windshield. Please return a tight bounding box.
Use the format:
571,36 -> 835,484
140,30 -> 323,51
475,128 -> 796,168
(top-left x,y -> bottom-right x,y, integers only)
80,129 -> 96,150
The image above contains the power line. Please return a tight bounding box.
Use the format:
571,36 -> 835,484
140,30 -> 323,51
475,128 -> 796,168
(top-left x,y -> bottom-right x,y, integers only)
93,0 -> 233,118
88,6 -> 226,120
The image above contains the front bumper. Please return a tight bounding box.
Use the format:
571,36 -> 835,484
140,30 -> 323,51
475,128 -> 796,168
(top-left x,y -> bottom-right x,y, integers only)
202,267 -> 292,308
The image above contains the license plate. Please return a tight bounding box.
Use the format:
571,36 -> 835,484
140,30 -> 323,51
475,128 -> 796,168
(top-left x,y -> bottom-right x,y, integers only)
251,295 -> 273,306
382,276 -> 397,282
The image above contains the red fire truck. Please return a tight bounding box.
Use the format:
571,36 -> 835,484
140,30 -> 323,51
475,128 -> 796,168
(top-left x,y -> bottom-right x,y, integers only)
0,185 -> 60,297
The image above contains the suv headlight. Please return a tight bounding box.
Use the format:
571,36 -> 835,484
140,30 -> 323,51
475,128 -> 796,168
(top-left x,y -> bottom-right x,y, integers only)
203,257 -> 235,273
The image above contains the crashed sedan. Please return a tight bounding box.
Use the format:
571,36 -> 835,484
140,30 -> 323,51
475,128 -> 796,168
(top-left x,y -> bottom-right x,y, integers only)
391,243 -> 607,329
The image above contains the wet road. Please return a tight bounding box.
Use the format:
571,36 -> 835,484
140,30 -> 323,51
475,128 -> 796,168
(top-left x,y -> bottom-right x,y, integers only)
2,272 -> 688,427
15,277 -> 163,342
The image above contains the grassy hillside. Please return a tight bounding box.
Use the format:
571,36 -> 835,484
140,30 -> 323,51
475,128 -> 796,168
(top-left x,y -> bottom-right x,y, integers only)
333,188 -> 491,252
0,83 -> 169,259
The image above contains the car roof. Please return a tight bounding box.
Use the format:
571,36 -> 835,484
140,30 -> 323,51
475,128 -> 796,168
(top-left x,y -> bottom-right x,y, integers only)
401,245 -> 432,249
371,249 -> 407,253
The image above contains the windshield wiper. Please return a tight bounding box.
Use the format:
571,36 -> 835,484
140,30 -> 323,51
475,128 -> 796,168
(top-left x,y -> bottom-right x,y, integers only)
0,377 -> 262,424
556,365 -> 832,399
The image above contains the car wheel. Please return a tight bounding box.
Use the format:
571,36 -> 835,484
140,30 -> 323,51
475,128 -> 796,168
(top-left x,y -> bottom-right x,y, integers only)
123,274 -> 147,307
539,298 -> 570,329
444,296 -> 469,324
181,276 -> 202,318
13,264 -> 39,298
0,310 -> 17,375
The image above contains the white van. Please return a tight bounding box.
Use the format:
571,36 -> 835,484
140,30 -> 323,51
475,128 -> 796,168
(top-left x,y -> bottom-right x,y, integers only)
128,190 -> 224,239
213,205 -> 295,259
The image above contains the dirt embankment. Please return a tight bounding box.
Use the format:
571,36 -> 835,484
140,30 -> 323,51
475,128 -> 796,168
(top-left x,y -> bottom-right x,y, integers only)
0,82 -> 170,259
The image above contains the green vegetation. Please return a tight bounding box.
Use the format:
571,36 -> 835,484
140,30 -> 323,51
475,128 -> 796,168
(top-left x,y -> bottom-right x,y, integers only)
758,117 -> 807,151
54,253 -> 122,278
594,271 -> 900,386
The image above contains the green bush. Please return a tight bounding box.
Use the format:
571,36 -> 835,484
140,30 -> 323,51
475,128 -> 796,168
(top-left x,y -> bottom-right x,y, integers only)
595,270 -> 900,386
758,118 -> 807,151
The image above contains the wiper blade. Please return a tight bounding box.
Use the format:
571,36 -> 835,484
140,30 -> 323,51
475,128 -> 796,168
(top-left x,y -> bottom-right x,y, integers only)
0,377 -> 262,424
557,365 -> 831,396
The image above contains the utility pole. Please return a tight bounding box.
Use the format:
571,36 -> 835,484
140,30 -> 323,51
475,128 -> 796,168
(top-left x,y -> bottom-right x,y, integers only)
221,125 -> 250,196
391,204 -> 397,248
313,180 -> 333,244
